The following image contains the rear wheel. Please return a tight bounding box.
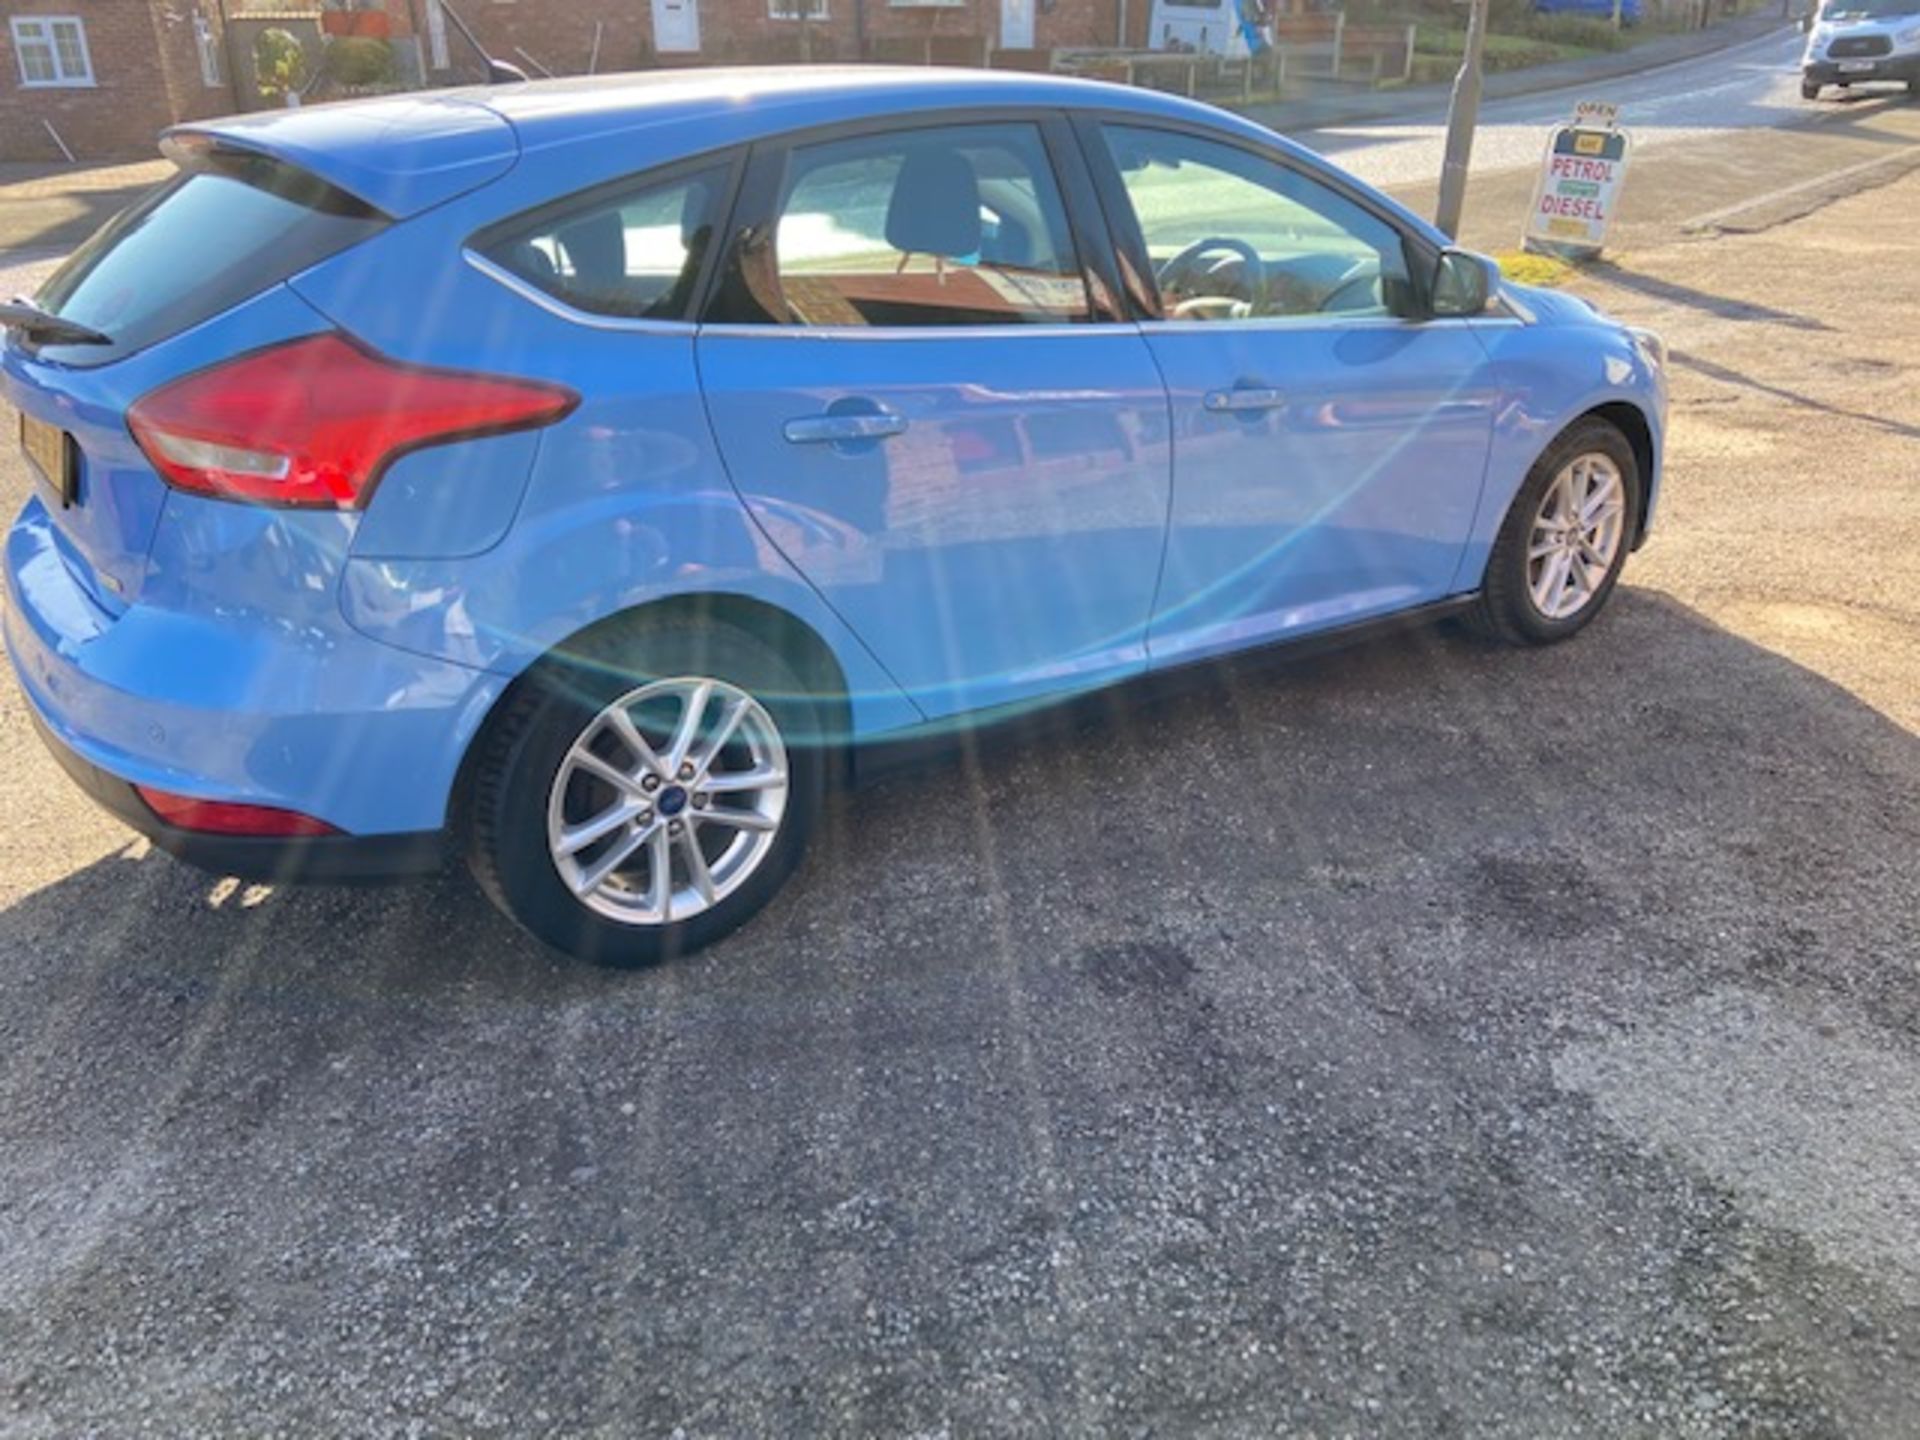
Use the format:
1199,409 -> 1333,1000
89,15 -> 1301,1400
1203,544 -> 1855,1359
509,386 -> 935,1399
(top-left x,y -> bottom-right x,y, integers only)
467,616 -> 826,966
1472,417 -> 1641,646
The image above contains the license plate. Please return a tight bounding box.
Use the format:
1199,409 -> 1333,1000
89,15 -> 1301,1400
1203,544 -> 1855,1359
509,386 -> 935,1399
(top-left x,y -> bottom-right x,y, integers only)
1838,59 -> 1877,72
19,411 -> 76,508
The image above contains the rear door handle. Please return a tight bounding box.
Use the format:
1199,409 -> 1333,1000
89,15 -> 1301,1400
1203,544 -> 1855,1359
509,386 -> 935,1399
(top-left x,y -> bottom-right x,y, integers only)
1203,387 -> 1287,414
783,411 -> 909,444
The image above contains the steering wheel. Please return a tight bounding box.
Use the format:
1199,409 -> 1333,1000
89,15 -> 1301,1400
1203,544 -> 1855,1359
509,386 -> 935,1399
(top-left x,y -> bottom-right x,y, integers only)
1157,236 -> 1265,312
1317,257 -> 1385,315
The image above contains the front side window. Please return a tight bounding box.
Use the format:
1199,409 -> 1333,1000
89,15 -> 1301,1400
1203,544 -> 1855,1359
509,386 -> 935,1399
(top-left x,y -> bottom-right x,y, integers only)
12,16 -> 94,87
478,164 -> 731,321
731,123 -> 1090,328
1102,125 -> 1414,323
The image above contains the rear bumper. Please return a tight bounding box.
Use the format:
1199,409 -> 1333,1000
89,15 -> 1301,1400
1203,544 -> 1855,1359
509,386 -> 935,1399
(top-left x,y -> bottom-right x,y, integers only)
28,707 -> 448,882
5,492 -> 506,878
1805,55 -> 1920,82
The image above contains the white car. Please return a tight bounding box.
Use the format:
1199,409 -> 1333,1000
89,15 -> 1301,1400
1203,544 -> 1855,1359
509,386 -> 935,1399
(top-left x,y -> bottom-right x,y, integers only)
1802,0 -> 1920,98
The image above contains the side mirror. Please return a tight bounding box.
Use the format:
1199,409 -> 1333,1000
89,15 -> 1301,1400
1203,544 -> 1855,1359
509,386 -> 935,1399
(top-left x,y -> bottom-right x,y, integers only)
1430,247 -> 1500,318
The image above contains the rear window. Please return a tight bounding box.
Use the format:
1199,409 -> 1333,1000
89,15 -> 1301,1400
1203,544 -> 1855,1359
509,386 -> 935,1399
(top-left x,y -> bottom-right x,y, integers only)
29,149 -> 386,366
473,163 -> 732,322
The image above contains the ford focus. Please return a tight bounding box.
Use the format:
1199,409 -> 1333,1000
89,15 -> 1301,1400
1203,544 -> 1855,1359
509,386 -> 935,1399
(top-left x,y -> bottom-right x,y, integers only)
2,68 -> 1667,965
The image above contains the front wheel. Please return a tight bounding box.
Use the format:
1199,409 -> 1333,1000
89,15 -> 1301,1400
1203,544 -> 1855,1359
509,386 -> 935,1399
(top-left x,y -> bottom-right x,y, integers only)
466,616 -> 827,966
1801,78 -> 1822,100
1472,417 -> 1641,646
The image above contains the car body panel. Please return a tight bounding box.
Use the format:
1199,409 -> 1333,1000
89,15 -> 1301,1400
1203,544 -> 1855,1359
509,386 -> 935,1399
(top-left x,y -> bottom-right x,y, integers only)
5,491 -> 505,836
1140,318 -> 1497,666
0,284 -> 331,614
697,326 -> 1173,720
350,429 -> 546,560
1452,296 -> 1666,591
290,243 -> 923,740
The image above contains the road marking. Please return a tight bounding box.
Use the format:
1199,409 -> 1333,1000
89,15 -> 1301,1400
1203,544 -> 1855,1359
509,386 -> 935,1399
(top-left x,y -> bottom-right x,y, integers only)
1681,147 -> 1920,230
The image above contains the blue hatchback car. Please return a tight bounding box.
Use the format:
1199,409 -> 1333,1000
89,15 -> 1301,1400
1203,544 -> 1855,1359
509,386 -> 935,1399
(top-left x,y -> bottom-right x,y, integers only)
1534,0 -> 1643,22
3,68 -> 1666,965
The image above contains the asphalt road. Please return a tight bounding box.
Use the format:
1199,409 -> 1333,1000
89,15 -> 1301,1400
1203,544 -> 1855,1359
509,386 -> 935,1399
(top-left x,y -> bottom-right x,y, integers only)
1299,27 -> 1823,185
1,50 -> 1918,1439
1300,23 -> 1920,250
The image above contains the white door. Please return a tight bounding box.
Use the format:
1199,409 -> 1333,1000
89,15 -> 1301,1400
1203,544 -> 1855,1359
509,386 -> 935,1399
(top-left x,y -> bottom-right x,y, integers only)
1001,0 -> 1035,49
651,0 -> 701,53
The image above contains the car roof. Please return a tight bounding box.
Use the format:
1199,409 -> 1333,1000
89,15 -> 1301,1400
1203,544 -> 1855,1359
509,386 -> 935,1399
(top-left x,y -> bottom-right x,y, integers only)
470,64 -> 1235,144
168,65 -> 1444,251
457,66 -> 1445,247
171,65 -> 1278,218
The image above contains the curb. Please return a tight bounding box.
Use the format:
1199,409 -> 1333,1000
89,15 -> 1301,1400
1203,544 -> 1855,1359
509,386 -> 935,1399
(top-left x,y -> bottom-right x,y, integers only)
1235,15 -> 1795,133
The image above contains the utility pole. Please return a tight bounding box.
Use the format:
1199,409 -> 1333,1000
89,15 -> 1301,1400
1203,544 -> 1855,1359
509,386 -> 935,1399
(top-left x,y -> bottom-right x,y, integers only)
1434,0 -> 1490,240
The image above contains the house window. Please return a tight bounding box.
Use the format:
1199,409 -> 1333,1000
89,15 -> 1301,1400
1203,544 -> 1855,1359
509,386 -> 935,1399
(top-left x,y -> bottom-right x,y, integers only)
769,0 -> 828,16
11,15 -> 95,87
194,14 -> 223,88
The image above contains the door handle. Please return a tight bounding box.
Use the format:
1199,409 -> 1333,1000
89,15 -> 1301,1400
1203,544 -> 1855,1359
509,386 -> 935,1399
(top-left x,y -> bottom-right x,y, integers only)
783,410 -> 909,444
1203,387 -> 1287,414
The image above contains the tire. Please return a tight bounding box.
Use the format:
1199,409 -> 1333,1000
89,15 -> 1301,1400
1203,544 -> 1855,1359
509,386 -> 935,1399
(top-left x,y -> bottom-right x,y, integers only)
1801,79 -> 1821,100
466,615 -> 827,967
1471,417 -> 1642,647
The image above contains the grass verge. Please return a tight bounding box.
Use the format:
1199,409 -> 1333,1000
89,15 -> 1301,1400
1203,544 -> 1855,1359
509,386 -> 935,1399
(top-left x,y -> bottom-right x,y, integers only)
1495,249 -> 1576,286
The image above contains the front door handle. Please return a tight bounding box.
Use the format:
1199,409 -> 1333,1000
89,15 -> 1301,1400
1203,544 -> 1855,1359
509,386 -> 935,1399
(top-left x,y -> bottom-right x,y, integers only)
783,410 -> 910,444
1203,386 -> 1287,414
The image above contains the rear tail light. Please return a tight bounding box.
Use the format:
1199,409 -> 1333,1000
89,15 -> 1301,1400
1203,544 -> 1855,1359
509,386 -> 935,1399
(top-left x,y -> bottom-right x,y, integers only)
127,333 -> 577,509
136,784 -> 340,838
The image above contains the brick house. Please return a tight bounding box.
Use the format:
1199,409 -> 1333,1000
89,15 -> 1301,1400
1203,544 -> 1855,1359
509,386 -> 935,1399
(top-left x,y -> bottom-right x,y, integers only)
441,0 -> 1141,75
2,3 -> 238,160
0,0 -> 1146,162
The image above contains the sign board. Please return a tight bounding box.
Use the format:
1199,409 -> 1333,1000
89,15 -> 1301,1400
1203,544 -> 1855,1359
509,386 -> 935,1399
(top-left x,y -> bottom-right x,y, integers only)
1523,116 -> 1631,259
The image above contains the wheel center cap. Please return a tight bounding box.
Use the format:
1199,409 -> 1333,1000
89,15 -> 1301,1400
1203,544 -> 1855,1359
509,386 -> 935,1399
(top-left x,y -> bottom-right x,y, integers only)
657,784 -> 689,817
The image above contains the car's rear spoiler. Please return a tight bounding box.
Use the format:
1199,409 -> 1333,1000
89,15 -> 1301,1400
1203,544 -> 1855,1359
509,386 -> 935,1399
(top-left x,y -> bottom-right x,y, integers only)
161,95 -> 518,219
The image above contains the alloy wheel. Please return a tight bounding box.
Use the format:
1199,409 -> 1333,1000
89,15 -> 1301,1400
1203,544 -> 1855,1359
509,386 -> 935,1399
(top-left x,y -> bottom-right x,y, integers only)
546,677 -> 789,926
1526,452 -> 1627,621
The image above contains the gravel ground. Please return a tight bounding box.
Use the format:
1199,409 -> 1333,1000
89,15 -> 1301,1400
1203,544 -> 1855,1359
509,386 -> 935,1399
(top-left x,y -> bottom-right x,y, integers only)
0,128 -> 1917,1440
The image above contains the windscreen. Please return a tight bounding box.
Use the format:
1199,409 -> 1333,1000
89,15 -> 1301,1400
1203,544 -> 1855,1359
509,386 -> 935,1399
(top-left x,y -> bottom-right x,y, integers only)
28,148 -> 387,367
1824,0 -> 1920,15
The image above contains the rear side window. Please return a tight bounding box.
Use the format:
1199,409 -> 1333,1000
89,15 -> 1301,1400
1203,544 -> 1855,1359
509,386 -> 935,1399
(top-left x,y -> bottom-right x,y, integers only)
31,150 -> 386,367
718,123 -> 1091,329
476,165 -> 731,322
